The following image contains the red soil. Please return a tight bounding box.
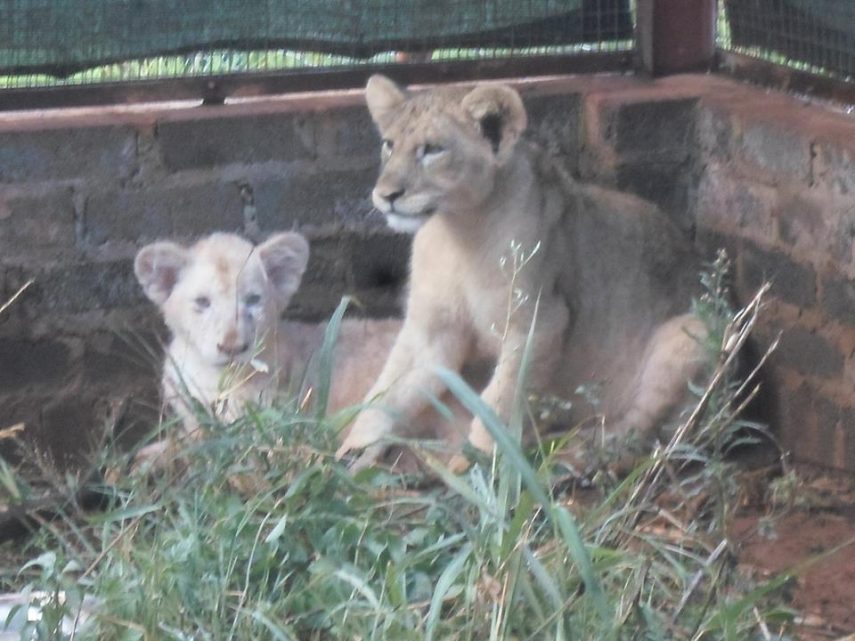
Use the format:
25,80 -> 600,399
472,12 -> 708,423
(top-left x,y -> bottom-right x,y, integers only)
731,509 -> 855,639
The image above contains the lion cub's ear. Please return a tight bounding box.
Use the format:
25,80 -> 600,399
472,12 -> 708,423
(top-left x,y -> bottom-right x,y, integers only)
365,74 -> 407,129
461,84 -> 528,163
134,241 -> 188,306
257,232 -> 310,308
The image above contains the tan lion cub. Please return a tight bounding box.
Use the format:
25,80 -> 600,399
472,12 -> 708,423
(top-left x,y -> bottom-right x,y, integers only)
337,75 -> 708,471
134,232 -> 403,462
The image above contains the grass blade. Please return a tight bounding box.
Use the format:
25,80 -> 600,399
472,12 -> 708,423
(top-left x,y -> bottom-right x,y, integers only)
552,506 -> 611,622
314,296 -> 350,418
425,542 -> 472,641
436,367 -> 549,509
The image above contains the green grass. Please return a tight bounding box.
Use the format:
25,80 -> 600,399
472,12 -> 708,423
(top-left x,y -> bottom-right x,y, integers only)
0,256 -> 795,641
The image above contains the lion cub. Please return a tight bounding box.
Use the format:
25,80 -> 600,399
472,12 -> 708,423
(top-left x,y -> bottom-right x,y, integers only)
134,232 -> 403,460
337,75 -> 708,471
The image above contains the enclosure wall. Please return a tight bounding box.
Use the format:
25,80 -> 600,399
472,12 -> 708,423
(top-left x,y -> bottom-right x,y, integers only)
0,74 -> 853,471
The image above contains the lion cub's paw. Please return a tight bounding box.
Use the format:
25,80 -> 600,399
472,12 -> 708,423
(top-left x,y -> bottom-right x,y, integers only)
467,417 -> 496,455
345,444 -> 386,472
336,413 -> 393,460
335,433 -> 376,462
130,439 -> 175,474
447,453 -> 473,475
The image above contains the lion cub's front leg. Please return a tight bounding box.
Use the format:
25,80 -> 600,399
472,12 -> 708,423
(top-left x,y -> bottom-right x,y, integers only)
336,318 -> 469,465
453,301 -> 569,472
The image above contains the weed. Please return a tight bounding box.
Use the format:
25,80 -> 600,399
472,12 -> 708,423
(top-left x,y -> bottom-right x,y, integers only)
0,256 -> 795,640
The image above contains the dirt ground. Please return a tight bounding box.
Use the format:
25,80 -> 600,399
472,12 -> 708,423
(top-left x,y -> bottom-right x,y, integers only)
731,471 -> 855,640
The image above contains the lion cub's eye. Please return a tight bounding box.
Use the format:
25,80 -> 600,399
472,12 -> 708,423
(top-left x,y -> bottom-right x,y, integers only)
194,296 -> 211,310
381,139 -> 394,156
244,293 -> 262,306
418,143 -> 446,162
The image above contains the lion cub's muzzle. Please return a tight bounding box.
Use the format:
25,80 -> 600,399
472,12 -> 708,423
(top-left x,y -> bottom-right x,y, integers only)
217,328 -> 251,359
217,341 -> 250,358
373,186 -> 435,216
375,187 -> 405,210
373,187 -> 436,233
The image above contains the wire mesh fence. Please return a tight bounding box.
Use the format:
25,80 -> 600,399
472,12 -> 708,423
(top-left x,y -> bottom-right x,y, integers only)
719,0 -> 855,82
0,1 -> 634,91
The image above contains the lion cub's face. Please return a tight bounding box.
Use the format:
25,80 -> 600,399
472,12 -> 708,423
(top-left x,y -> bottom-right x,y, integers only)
135,232 -> 309,368
365,75 -> 528,233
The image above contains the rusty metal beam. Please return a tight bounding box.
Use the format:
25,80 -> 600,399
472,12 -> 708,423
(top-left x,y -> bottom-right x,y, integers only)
636,0 -> 717,76
0,52 -> 633,112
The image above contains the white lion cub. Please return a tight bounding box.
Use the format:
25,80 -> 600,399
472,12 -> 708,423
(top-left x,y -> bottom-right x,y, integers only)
134,232 -> 409,465
134,231 -> 470,470
135,232 -> 311,434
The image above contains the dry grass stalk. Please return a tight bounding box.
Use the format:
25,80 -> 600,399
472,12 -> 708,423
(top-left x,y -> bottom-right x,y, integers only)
0,278 -> 33,316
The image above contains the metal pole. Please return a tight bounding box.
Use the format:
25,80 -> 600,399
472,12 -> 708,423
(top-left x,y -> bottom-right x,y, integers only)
637,0 -> 717,76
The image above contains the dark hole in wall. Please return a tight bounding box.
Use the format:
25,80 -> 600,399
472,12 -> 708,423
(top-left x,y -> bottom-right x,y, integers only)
728,334 -> 783,469
364,265 -> 404,289
349,233 -> 411,293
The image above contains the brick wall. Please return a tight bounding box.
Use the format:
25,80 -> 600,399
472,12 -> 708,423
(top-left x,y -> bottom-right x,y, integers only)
578,75 -> 855,470
688,78 -> 855,471
0,74 -> 853,470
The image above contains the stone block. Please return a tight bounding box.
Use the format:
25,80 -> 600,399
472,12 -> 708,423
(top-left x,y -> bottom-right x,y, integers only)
776,192 -> 827,246
313,105 -> 380,160
775,326 -> 844,380
695,165 -> 777,239
610,98 -> 697,156
253,165 -> 379,231
740,241 -> 816,308
24,260 -> 145,315
776,382 -> 849,469
776,381 -> 815,458
774,192 -> 854,268
737,121 -> 811,184
822,276 -> 855,325
0,125 -> 137,183
0,186 -> 76,256
813,141 -> 855,197
157,111 -> 315,171
696,106 -> 733,161
85,181 -> 244,245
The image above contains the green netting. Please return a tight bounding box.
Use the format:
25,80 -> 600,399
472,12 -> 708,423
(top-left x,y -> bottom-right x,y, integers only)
722,0 -> 855,80
0,0 -> 632,80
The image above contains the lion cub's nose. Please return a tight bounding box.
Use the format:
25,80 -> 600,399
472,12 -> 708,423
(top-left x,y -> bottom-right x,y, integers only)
379,188 -> 405,204
217,341 -> 250,357
217,329 -> 249,357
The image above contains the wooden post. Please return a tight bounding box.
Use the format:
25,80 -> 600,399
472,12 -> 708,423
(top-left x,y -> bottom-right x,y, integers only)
637,0 -> 717,76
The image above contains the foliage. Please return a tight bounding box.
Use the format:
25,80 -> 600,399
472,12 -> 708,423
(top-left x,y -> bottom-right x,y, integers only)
0,257 -> 794,641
